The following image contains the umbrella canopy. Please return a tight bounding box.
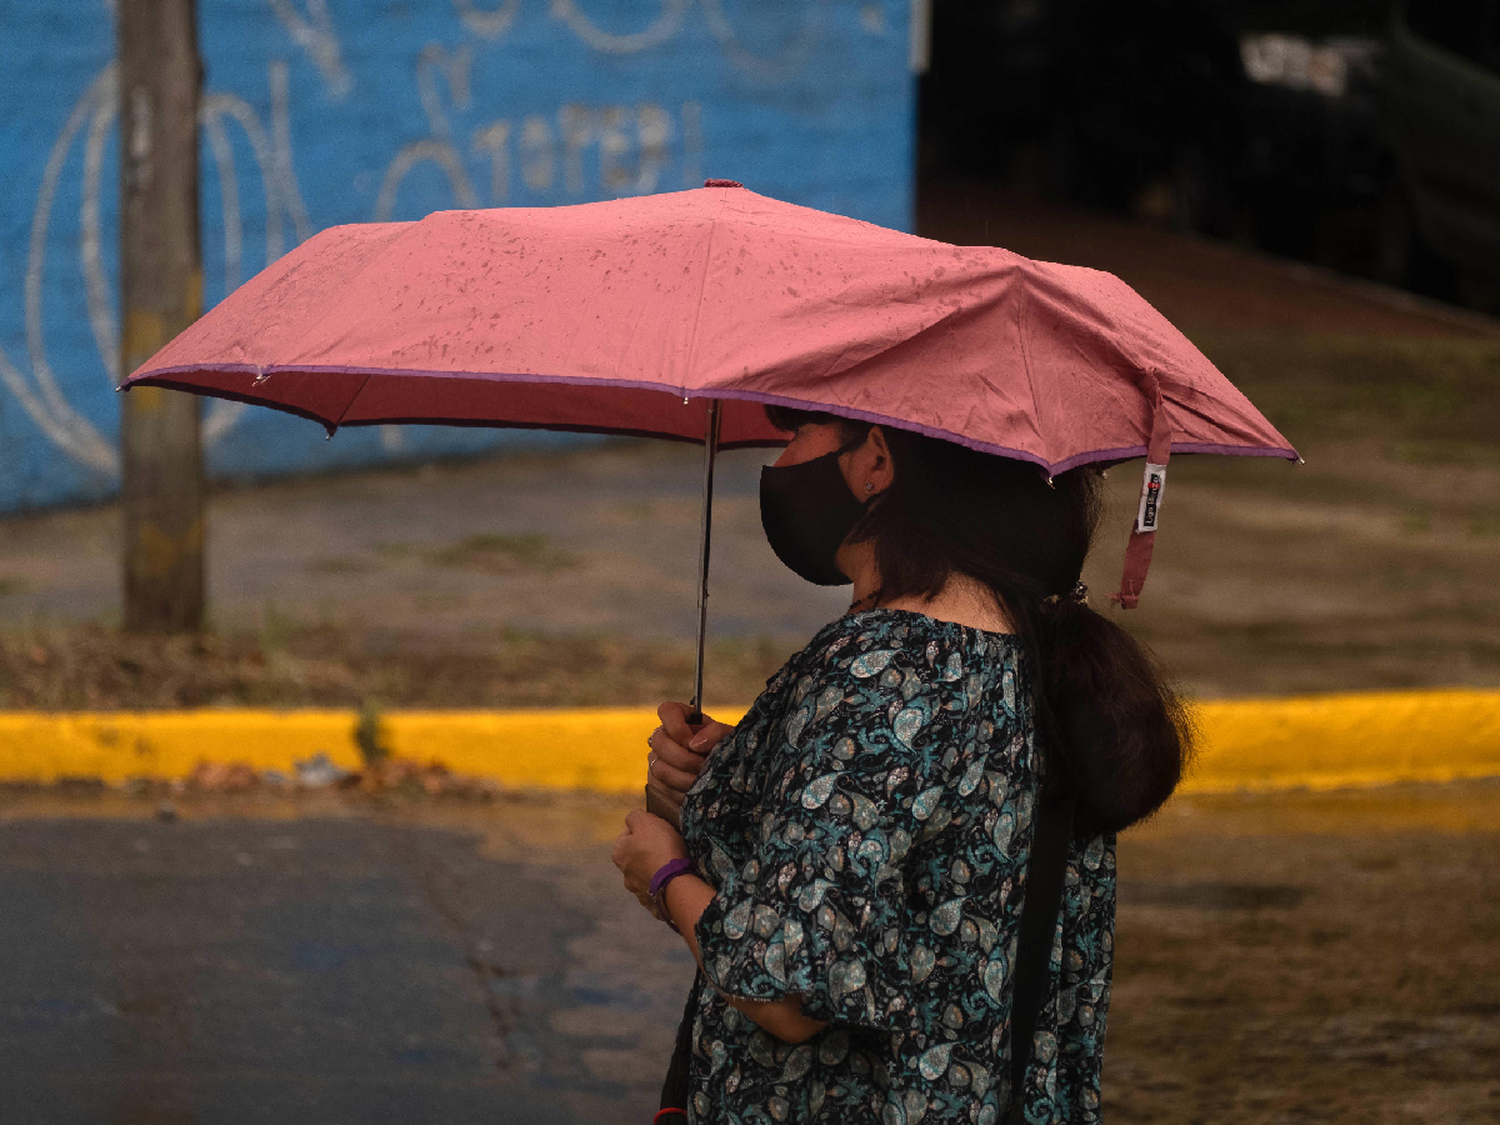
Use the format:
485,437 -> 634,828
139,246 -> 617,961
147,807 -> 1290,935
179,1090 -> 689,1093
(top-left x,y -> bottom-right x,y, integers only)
123,182 -> 1297,607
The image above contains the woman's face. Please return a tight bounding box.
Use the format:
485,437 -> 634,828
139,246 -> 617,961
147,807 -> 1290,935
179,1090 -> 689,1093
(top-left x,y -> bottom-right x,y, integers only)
771,422 -> 850,470
772,422 -> 894,504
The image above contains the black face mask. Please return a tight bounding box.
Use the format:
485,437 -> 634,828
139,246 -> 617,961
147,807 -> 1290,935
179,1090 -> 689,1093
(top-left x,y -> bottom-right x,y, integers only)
759,438 -> 870,586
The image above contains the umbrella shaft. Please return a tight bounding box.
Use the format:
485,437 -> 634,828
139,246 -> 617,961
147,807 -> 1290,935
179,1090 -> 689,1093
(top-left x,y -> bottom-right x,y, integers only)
690,400 -> 722,722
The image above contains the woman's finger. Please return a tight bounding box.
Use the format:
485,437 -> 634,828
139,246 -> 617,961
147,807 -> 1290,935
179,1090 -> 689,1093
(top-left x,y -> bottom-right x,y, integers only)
645,753 -> 690,798
650,732 -> 707,776
624,808 -> 651,832
688,719 -> 735,753
648,753 -> 698,794
658,700 -> 697,745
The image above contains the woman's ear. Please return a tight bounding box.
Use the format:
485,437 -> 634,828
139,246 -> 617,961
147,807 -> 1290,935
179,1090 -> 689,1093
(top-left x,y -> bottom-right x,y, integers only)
863,426 -> 895,495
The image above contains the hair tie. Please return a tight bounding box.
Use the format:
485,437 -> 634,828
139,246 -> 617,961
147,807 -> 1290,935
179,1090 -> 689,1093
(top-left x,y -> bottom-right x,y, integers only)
1042,581 -> 1089,609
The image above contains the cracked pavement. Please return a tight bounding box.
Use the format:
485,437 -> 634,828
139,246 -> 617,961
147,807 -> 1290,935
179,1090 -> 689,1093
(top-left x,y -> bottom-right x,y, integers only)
0,792 -> 692,1125
2,781 -> 1497,1124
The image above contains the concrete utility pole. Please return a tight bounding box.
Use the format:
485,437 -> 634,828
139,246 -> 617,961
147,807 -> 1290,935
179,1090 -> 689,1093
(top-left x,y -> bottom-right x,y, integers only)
118,0 -> 206,633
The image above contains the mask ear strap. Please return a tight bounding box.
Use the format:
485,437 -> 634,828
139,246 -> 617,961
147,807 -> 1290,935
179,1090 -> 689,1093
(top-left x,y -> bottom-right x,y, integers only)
835,428 -> 873,457
1111,369 -> 1171,610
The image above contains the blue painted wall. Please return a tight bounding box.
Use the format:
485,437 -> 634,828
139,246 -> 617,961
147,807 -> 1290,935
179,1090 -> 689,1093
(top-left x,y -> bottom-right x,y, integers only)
0,0 -> 916,511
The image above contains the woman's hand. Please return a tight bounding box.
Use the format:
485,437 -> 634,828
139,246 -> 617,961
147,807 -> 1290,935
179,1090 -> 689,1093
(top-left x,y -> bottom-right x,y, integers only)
646,701 -> 736,818
613,810 -> 829,1046
612,809 -> 690,912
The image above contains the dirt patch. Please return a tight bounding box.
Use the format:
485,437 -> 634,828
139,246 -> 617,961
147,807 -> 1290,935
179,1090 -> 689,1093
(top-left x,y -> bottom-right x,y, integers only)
1106,782 -> 1500,1124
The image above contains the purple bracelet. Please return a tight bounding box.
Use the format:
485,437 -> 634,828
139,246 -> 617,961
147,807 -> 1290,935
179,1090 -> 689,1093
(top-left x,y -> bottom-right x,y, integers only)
649,857 -> 696,932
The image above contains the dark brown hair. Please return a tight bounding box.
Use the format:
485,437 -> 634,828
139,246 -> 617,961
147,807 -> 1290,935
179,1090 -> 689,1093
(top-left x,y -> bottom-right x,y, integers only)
765,404 -> 1193,834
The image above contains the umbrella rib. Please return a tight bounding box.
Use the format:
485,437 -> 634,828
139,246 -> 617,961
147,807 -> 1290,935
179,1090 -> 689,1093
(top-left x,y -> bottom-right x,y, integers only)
248,224 -> 412,375
333,370 -> 377,431
1012,264 -> 1049,467
680,192 -> 731,398
258,221 -> 431,429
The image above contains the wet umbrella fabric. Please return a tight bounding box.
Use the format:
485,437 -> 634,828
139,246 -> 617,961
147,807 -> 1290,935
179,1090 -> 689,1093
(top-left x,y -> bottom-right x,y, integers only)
123,182 -> 1296,619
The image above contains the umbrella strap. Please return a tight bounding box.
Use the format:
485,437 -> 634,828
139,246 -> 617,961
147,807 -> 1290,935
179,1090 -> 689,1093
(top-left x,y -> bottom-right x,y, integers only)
1112,368 -> 1172,609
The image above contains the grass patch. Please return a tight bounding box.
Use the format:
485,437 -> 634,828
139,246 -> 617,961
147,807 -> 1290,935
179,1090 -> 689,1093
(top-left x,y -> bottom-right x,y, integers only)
1188,332 -> 1500,445
613,501 -> 657,522
0,621 -> 793,710
1399,511 -> 1431,535
412,592 -> 466,610
305,556 -> 372,574
429,533 -> 577,574
354,700 -> 392,768
1388,440 -> 1500,467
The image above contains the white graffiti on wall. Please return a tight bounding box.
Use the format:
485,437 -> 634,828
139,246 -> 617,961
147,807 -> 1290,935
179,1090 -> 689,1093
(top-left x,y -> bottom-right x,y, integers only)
460,0 -> 828,76
373,0 -> 830,219
0,60 -> 314,477
456,0 -> 524,41
1,68 -> 118,475
267,0 -> 353,99
376,90 -> 701,221
3,0 -> 851,477
549,0 -> 690,54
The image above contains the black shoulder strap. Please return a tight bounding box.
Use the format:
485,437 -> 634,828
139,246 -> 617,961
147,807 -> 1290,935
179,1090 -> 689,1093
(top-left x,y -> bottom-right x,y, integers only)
657,969 -> 701,1123
1005,788 -> 1077,1124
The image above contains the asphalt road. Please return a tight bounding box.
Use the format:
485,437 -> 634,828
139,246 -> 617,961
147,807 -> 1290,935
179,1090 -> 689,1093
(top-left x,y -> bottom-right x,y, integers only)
0,795 -> 693,1125
2,783 -> 1496,1125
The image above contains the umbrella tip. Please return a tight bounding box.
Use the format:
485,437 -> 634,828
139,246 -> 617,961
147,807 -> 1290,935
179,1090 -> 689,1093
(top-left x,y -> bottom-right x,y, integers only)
704,179 -> 743,189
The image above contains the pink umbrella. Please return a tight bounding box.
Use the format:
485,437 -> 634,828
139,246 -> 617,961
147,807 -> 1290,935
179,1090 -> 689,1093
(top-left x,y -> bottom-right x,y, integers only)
123,181 -> 1297,712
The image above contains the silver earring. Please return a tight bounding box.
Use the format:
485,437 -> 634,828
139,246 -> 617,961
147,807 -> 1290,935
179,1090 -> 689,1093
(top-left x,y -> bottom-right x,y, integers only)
864,482 -> 874,492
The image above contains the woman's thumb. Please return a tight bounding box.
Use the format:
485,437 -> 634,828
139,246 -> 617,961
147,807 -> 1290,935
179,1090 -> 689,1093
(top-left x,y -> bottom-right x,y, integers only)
689,721 -> 729,751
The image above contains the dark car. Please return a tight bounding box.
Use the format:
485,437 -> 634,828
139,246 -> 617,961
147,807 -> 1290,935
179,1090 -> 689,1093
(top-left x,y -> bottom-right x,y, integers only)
922,0 -> 1388,243
1376,0 -> 1500,299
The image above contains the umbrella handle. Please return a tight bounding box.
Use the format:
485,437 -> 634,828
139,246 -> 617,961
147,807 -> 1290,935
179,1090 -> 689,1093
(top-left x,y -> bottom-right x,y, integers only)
645,785 -> 680,826
646,399 -> 720,827
689,399 -> 722,718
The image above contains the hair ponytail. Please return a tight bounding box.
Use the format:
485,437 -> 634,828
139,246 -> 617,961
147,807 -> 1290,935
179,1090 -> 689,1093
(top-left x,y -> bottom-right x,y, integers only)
764,406 -> 1195,835
1035,597 -> 1194,834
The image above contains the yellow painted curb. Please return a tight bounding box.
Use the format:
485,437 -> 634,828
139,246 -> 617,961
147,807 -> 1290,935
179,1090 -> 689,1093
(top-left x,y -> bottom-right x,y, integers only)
0,710 -> 365,785
1183,689 -> 1500,793
0,690 -> 1496,793
385,709 -> 732,793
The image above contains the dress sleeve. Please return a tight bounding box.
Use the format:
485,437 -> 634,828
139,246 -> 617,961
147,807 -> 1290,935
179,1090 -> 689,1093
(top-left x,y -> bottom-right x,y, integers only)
691,643 -> 985,1032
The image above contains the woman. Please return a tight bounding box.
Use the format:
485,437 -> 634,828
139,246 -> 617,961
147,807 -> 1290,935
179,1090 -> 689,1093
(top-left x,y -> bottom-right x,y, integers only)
613,407 -> 1191,1124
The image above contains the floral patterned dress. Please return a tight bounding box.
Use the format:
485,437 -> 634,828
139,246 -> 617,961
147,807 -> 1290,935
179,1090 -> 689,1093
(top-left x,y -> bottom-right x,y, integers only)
678,609 -> 1116,1125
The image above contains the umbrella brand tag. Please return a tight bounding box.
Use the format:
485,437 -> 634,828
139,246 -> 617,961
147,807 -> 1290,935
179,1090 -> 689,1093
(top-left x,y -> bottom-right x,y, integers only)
1135,462 -> 1167,533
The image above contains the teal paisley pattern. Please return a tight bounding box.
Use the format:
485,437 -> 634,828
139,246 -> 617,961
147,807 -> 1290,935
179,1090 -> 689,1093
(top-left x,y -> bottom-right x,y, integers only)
678,609 -> 1116,1124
